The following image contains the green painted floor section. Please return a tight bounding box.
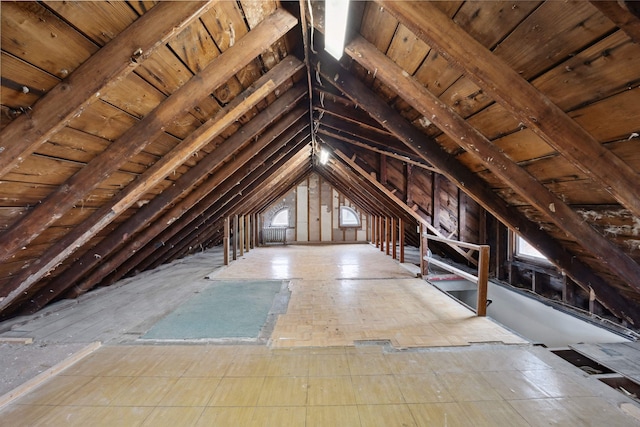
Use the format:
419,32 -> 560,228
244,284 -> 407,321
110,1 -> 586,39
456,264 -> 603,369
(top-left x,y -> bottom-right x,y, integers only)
142,280 -> 283,340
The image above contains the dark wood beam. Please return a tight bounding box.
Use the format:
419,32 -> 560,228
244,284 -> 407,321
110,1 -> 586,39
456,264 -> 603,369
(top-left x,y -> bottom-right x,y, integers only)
0,63 -> 305,315
0,1 -> 213,178
140,149 -> 311,272
313,52 -> 640,326
0,9 -> 298,266
590,1 -> 640,43
65,130 -> 310,298
333,149 -> 476,265
345,35 -> 640,296
17,96 -> 307,313
379,1 -> 640,218
318,127 -> 436,172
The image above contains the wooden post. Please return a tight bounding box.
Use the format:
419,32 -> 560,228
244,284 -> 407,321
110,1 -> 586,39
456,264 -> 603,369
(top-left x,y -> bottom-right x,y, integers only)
379,216 -> 384,252
373,215 -> 378,247
239,215 -> 245,257
392,217 -> 397,260
385,217 -> 391,256
251,213 -> 257,249
223,217 -> 230,265
477,245 -> 490,316
233,215 -> 238,260
245,215 -> 251,253
420,224 -> 428,277
399,218 -> 405,263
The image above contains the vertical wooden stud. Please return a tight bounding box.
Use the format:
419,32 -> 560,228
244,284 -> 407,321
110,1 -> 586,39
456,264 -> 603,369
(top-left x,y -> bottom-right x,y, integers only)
432,174 -> 440,229
420,224 -> 428,277
374,215 -> 378,247
392,217 -> 397,260
385,217 -> 391,255
477,245 -> 490,317
223,217 -> 230,265
399,218 -> 405,263
245,215 -> 251,253
233,214 -> 238,260
252,213 -> 258,249
239,215 -> 245,257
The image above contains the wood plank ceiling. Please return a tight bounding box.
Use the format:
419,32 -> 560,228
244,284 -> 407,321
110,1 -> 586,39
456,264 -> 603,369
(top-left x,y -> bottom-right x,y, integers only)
1,1 -> 639,328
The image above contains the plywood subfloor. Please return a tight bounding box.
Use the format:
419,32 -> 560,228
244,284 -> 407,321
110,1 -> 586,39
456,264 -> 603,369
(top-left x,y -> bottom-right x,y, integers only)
211,244 -> 526,348
1,244 -> 638,425
2,343 -> 638,426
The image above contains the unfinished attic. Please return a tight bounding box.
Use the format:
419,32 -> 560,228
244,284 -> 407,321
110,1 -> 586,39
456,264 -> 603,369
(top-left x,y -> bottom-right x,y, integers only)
1,0 -> 640,424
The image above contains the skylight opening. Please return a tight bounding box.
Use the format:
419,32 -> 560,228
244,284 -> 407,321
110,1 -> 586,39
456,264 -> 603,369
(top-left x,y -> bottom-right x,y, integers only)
325,0 -> 350,60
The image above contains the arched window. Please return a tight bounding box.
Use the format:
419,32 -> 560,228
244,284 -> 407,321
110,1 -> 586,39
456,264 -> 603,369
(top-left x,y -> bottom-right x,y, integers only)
339,206 -> 361,227
271,208 -> 289,227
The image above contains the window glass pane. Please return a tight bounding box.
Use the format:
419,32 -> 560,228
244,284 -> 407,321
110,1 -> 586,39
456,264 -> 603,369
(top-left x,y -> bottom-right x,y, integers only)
516,236 -> 547,261
340,206 -> 360,227
271,209 -> 288,227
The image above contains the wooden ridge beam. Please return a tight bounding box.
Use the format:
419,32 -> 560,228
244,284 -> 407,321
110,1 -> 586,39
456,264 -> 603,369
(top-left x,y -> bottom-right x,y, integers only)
63,127 -> 310,299
16,88 -> 307,314
379,0 -> 640,218
0,1 -> 214,178
313,52 -> 640,326
0,8 -> 298,265
345,35 -> 640,294
317,116 -> 431,167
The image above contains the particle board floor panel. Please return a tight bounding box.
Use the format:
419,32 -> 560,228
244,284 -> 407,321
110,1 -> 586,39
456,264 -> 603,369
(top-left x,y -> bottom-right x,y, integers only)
1,244 -> 639,425
211,244 -> 526,348
570,342 -> 640,383
1,343 -> 638,426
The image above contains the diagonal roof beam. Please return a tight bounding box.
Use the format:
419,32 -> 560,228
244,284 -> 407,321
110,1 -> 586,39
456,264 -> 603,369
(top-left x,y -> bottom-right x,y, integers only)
590,1 -> 640,43
0,8 -> 298,264
317,163 -> 388,218
166,156 -> 313,265
10,81 -> 307,315
0,75 -> 275,314
379,1 -> 640,218
318,126 -> 437,172
332,148 -> 476,265
0,1 -> 215,178
319,161 -> 398,219
313,53 -> 640,326
345,35 -> 640,293
63,127 -> 310,300
124,146 -> 312,277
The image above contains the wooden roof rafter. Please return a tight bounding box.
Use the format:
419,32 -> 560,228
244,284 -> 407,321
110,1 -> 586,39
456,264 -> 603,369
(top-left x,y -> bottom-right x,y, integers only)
0,58 -> 305,316
0,1 -> 215,177
312,50 -> 640,326
379,1 -> 640,219
158,151 -> 313,267
345,34 -> 640,293
65,131 -> 312,301
0,8 -> 299,267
